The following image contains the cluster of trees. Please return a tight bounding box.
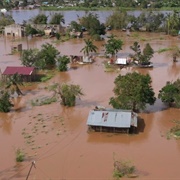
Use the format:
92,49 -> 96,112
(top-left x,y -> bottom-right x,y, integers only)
1,0 -> 180,10
2,68 -> 180,113
106,10 -> 180,36
36,0 -> 180,9
130,42 -> 154,65
110,72 -> 180,112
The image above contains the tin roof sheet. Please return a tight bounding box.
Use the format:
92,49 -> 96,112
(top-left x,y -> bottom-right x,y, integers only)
87,109 -> 137,128
3,66 -> 35,75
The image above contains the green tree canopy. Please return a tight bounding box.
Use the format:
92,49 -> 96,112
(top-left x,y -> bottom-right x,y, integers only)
104,35 -> 123,57
0,90 -> 13,112
79,13 -> 106,36
57,55 -> 70,72
6,73 -> 23,96
105,11 -> 128,30
0,14 -> 14,26
38,43 -> 60,69
130,42 -> 154,65
109,72 -> 156,111
158,79 -> 180,107
20,48 -> 40,67
32,14 -> 48,24
80,39 -> 98,56
49,13 -> 65,24
25,24 -> 38,36
53,83 -> 84,107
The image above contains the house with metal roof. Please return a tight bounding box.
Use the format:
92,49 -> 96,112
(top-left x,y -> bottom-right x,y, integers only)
87,109 -> 138,133
2,66 -> 36,81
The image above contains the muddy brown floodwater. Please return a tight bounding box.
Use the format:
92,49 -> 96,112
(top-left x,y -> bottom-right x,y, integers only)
1,31 -> 180,180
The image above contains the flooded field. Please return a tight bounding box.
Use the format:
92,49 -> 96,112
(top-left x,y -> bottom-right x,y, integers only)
0,31 -> 180,179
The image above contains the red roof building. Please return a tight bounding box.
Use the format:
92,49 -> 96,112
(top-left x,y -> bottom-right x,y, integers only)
2,66 -> 36,81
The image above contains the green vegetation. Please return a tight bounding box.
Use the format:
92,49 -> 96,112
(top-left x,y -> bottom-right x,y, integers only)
106,11 -> 128,30
80,39 -> 98,56
0,14 -> 15,27
31,14 -> 48,24
49,13 -> 65,25
166,120 -> 180,139
79,13 -> 106,37
0,90 -> 13,112
15,148 -> 25,162
130,41 -> 154,65
20,43 -> 60,69
52,83 -> 84,107
40,73 -> 54,82
158,79 -> 180,107
109,72 -> 156,111
104,35 -> 123,57
6,73 -> 23,96
31,96 -> 57,106
113,160 -> 136,179
103,62 -> 116,72
57,55 -> 70,72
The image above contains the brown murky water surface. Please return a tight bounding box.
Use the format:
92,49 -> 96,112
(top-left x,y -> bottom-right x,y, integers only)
1,31 -> 180,179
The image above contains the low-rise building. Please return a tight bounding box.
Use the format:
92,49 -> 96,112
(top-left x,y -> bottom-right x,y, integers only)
87,109 -> 138,133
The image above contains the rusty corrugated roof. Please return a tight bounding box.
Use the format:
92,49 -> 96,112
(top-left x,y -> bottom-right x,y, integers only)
3,66 -> 35,75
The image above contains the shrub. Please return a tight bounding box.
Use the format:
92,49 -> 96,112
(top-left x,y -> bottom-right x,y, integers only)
113,160 -> 136,179
15,148 -> 25,162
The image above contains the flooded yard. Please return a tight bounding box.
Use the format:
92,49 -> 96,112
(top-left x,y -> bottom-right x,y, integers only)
0,31 -> 180,179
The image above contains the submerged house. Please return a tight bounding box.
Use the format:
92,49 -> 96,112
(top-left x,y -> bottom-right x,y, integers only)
2,66 -> 36,81
70,55 -> 95,64
4,24 -> 25,37
87,109 -> 138,133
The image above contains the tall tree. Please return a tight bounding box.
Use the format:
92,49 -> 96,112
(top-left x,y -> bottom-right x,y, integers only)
6,73 -> 23,96
80,39 -> 98,56
32,14 -> 48,24
158,79 -> 180,107
105,11 -> 128,30
38,43 -> 60,69
57,55 -> 70,71
49,13 -> 65,25
104,35 -> 123,57
109,72 -> 156,111
53,83 -> 84,107
0,90 -> 13,112
79,13 -> 106,36
130,42 -> 154,65
20,48 -> 39,67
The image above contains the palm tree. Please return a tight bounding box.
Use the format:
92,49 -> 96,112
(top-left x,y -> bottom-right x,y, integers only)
80,39 -> 98,57
6,73 -> 23,96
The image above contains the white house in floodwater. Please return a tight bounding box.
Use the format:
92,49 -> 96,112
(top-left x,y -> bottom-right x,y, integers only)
87,109 -> 138,133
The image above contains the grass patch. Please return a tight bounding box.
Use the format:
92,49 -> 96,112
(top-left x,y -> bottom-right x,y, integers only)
31,96 -> 57,106
166,120 -> 180,139
131,33 -> 140,38
157,47 -> 174,53
103,62 -> 116,72
40,73 -> 54,82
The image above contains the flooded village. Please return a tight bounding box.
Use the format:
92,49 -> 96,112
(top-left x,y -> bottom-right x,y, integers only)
0,7 -> 180,180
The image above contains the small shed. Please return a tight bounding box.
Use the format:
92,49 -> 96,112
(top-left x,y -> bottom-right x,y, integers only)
115,53 -> 132,65
2,66 -> 36,81
115,58 -> 127,65
87,109 -> 138,133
